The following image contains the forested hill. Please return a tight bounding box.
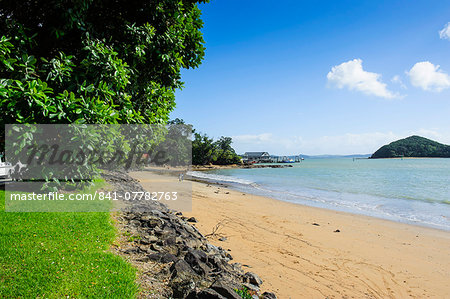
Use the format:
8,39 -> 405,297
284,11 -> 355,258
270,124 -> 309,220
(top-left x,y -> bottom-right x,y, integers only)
370,136 -> 450,158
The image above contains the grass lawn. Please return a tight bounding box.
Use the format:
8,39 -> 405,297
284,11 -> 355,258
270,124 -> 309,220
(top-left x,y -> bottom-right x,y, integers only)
0,185 -> 138,298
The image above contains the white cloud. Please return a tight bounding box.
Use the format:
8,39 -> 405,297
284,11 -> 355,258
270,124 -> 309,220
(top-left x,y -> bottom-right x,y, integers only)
391,75 -> 407,89
300,132 -> 400,155
414,129 -> 450,145
439,22 -> 450,40
232,133 -> 273,144
327,59 -> 398,99
407,61 -> 450,92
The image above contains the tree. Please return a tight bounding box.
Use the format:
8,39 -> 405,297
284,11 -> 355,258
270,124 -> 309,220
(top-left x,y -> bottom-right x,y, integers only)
214,136 -> 241,165
192,132 -> 216,165
0,1 -> 208,188
0,0 -> 208,149
158,118 -> 193,166
371,135 -> 450,158
192,133 -> 241,165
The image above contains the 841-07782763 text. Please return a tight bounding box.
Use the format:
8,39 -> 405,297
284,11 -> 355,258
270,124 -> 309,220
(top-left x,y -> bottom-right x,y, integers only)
99,191 -> 178,201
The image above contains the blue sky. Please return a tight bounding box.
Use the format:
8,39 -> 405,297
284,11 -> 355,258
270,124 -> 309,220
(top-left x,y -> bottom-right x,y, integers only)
170,0 -> 450,155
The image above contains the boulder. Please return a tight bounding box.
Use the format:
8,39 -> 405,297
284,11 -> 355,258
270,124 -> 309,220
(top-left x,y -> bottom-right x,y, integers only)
262,291 -> 277,299
193,288 -> 227,299
170,260 -> 200,298
187,217 -> 198,223
147,253 -> 178,263
184,248 -> 210,276
210,280 -> 242,299
243,272 -> 263,286
243,282 -> 260,293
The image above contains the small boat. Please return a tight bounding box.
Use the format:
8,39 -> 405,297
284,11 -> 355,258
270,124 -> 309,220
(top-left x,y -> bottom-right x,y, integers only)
280,159 -> 295,163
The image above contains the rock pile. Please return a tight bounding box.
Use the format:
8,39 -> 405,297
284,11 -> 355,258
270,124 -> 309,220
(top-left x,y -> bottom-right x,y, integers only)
103,171 -> 277,299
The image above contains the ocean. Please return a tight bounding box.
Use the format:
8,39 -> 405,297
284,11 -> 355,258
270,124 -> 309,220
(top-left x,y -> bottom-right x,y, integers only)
188,158 -> 450,231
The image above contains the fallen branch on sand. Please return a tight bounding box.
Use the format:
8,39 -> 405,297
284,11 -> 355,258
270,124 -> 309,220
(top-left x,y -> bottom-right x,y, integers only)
205,218 -> 230,239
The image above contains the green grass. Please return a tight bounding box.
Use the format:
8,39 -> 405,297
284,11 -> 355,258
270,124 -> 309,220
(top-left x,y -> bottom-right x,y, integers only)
0,186 -> 138,298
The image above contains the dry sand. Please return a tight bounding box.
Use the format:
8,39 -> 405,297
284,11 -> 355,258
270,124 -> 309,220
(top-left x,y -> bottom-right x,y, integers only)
130,171 -> 450,299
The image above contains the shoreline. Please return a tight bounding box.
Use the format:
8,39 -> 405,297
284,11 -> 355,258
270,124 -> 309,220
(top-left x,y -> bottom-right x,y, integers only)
178,175 -> 450,298
186,173 -> 450,233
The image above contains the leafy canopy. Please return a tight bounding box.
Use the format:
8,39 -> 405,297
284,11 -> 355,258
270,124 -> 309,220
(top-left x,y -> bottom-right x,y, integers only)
0,0 -> 208,127
192,133 -> 241,165
0,1 -> 208,187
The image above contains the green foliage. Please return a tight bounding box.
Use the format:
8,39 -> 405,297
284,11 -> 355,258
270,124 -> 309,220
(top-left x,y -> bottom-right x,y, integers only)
214,136 -> 241,165
0,189 -> 138,298
234,286 -> 254,299
192,132 -> 241,165
192,132 -> 217,165
157,118 -> 193,166
371,135 -> 450,158
0,0 -> 208,149
5,124 -> 165,191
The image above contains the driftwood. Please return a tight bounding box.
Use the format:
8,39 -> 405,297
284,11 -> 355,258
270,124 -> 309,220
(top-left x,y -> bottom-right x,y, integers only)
205,218 -> 230,239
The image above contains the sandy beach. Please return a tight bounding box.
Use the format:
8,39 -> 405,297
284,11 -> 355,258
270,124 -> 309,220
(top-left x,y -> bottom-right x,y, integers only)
131,170 -> 450,299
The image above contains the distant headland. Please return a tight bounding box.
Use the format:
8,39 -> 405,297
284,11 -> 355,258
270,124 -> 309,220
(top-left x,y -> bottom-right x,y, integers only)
370,136 -> 450,159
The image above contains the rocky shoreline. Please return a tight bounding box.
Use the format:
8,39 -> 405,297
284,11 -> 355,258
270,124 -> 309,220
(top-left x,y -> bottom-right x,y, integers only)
103,171 -> 277,299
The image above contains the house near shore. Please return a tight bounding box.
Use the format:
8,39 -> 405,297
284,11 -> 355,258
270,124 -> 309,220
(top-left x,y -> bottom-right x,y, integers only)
243,152 -> 271,163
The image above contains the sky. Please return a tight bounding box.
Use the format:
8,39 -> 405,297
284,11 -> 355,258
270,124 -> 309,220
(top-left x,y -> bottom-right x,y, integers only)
170,0 -> 450,155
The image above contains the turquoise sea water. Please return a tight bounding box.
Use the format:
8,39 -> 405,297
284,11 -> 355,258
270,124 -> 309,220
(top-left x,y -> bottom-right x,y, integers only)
189,158 -> 450,230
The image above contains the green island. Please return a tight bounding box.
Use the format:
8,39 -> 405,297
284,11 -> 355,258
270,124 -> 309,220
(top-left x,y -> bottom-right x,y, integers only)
370,135 -> 450,159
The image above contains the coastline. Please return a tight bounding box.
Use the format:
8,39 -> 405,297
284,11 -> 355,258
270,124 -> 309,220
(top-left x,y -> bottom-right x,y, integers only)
130,169 -> 450,298
183,178 -> 450,298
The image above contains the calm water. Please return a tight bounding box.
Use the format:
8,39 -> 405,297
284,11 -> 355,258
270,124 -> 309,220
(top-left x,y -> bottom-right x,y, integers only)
189,158 -> 450,230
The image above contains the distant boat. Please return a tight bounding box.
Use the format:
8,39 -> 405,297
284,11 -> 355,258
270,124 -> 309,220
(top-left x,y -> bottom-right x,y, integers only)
280,158 -> 295,163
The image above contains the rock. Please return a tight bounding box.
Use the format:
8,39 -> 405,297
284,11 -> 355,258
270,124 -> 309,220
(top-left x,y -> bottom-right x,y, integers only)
224,252 -> 233,261
262,291 -> 277,299
164,236 -> 177,245
183,238 -> 203,249
146,235 -> 159,243
102,170 -> 277,297
151,243 -> 163,252
334,229 -> 341,233
210,280 -> 242,299
184,248 -> 210,275
164,244 -> 180,256
147,253 -> 178,263
140,215 -> 164,228
193,288 -> 227,299
243,272 -> 263,286
171,259 -> 197,279
312,223 -> 320,226
170,260 -> 200,298
123,247 -> 144,254
153,226 -> 163,235
243,282 -> 260,293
